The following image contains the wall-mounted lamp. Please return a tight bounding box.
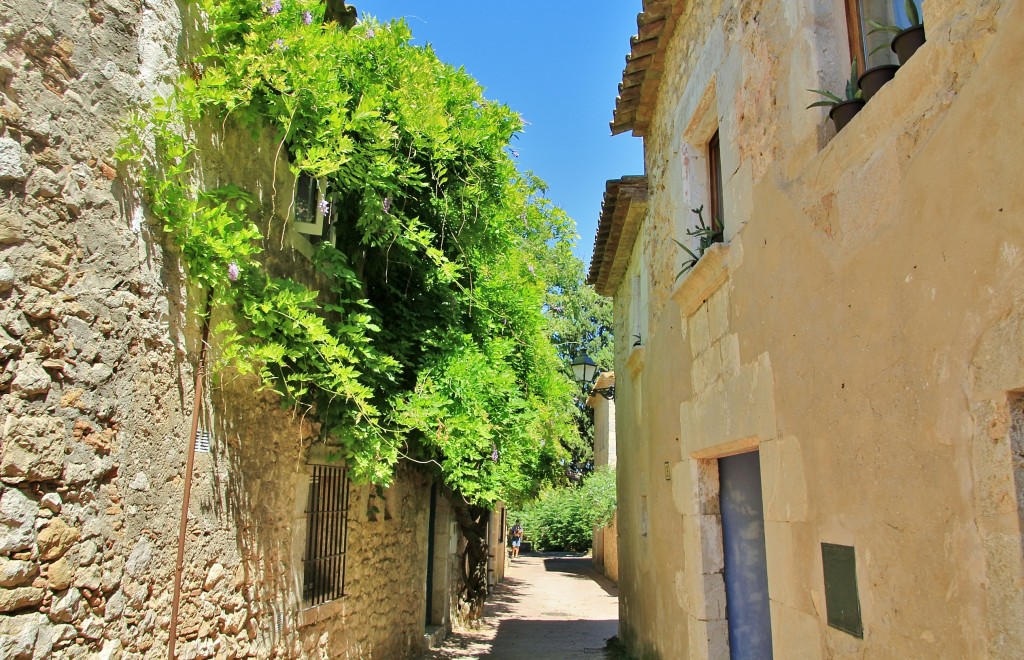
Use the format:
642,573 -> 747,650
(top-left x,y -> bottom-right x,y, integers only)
571,351 -> 615,400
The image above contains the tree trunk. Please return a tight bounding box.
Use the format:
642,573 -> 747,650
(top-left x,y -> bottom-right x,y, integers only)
450,495 -> 490,621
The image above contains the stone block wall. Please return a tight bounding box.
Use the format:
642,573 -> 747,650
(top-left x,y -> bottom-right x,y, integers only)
606,0 -> 1024,658
0,1 -> 448,658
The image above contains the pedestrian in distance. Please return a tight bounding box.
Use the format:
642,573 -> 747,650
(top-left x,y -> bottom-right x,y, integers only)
510,520 -> 524,559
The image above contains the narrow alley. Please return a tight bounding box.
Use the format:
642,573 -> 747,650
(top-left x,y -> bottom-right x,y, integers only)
425,553 -> 619,659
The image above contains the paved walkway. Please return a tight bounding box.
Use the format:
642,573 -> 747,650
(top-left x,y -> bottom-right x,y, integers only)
424,552 -> 619,659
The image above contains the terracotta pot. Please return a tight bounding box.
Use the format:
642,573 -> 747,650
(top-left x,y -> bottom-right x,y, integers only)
829,99 -> 866,133
891,25 -> 926,65
858,64 -> 900,102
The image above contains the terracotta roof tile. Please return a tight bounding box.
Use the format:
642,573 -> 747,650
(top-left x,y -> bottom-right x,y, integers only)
611,0 -> 685,137
587,176 -> 648,297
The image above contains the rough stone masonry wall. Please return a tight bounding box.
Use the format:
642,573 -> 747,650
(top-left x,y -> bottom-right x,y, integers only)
0,1 -> 436,658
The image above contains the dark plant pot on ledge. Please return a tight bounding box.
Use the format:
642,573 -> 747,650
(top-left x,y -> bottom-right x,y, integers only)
858,64 -> 900,102
892,25 -> 926,65
829,99 -> 866,133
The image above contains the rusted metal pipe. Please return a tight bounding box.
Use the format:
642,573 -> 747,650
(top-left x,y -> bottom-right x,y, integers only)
168,298 -> 212,659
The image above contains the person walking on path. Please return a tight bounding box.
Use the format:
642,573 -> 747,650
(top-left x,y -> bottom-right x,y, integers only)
509,520 -> 523,559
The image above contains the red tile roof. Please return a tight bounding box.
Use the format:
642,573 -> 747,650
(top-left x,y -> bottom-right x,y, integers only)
587,176 -> 648,296
611,0 -> 685,137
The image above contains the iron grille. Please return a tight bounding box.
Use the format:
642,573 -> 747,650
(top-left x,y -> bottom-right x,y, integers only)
194,430 -> 211,454
302,464 -> 350,607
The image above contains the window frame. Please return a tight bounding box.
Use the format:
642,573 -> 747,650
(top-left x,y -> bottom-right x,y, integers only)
845,0 -> 868,76
845,0 -> 914,72
707,129 -> 725,244
302,464 -> 351,607
292,172 -> 331,241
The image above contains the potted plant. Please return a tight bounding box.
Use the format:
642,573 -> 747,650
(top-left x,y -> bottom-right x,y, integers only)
674,206 -> 721,279
857,63 -> 899,102
807,58 -> 865,133
868,0 -> 926,66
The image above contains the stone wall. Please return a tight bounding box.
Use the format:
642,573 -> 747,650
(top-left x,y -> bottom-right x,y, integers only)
0,1 -> 451,658
606,0 -> 1024,658
592,513 -> 618,584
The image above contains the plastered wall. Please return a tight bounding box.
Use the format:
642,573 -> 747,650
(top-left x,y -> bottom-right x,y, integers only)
611,0 -> 1024,657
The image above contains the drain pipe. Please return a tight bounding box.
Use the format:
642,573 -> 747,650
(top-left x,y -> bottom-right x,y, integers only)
168,296 -> 212,659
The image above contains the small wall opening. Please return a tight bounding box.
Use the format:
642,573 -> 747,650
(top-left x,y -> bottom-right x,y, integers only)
1010,394 -> 1024,543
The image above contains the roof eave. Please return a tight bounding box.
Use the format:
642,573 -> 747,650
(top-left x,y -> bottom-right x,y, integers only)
587,176 -> 649,297
610,0 -> 685,137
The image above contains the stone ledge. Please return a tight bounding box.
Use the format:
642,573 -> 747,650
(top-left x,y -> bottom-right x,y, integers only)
671,243 -> 731,318
297,596 -> 345,628
625,346 -> 646,379
423,624 -> 448,649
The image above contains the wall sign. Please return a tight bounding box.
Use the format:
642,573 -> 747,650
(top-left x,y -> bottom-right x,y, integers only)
821,542 -> 863,638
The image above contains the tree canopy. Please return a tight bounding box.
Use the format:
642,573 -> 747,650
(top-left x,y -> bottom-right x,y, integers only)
120,0 -> 603,508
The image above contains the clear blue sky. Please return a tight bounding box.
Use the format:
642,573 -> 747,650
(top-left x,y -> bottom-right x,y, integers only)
355,1 -> 645,269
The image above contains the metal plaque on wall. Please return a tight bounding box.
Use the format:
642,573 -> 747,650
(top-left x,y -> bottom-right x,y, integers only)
821,542 -> 863,638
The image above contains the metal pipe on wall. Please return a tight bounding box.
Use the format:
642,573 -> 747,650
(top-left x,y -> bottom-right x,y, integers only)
168,296 -> 212,659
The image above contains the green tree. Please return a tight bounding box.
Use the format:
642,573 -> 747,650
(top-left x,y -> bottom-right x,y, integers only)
511,467 -> 617,552
538,248 -> 614,475
121,1 -> 587,616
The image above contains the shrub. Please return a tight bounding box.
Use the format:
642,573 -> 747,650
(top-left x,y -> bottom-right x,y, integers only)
512,467 -> 616,552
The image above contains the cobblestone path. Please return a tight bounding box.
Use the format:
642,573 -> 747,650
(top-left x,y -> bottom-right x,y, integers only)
424,552 -> 619,659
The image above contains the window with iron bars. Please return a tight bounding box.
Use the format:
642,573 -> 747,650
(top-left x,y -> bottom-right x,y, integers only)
302,464 -> 351,607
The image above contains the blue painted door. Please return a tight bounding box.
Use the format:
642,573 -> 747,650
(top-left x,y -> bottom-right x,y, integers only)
719,451 -> 773,659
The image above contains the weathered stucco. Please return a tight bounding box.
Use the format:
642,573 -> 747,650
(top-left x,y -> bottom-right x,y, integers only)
603,0 -> 1024,657
589,380 -> 618,583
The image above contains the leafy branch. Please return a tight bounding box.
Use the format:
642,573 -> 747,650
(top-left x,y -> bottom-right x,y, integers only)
674,205 -> 722,279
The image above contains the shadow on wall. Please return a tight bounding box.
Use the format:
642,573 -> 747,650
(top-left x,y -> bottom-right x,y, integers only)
210,379 -> 310,655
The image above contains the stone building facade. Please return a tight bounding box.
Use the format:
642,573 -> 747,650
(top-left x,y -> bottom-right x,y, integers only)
0,1 -> 484,658
590,0 -> 1023,657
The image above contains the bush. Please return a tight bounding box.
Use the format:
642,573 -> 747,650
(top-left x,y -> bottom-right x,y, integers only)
511,467 -> 616,552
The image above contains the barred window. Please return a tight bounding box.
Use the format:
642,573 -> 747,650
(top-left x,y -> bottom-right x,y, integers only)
303,465 -> 351,607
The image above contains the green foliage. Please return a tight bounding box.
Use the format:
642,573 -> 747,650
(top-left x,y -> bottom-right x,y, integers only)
674,205 -> 722,279
119,1 -> 581,496
539,247 -> 614,469
806,58 -> 863,109
868,0 -> 922,36
511,467 -> 617,552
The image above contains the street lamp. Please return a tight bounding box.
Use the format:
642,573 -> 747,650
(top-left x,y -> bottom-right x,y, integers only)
571,351 -> 614,400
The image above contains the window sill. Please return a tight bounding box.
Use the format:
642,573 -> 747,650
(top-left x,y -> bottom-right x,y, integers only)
625,345 -> 646,378
298,596 -> 346,628
671,242 -> 732,317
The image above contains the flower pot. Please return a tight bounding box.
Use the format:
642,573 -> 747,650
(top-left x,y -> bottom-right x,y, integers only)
829,99 -> 866,133
891,25 -> 926,65
858,64 -> 899,102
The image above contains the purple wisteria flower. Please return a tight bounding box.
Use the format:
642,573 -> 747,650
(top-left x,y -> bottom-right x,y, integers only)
491,445 -> 499,462
382,196 -> 392,214
228,262 -> 240,282
318,199 -> 330,216
265,0 -> 282,15
303,10 -> 313,25
274,38 -> 286,50
528,265 -> 535,275
365,27 -> 376,38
